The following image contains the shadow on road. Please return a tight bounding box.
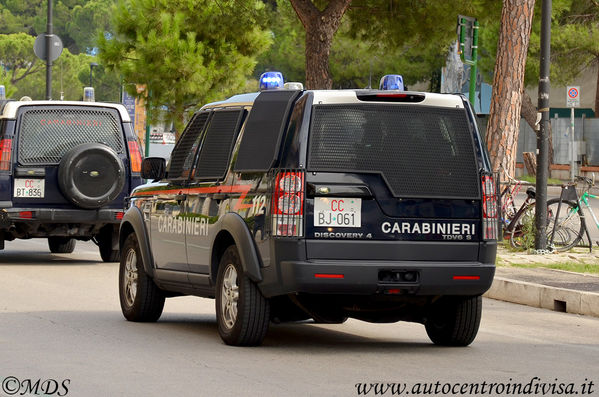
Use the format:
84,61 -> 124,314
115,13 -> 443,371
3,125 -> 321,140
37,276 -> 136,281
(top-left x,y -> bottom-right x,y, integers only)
0,250 -> 101,266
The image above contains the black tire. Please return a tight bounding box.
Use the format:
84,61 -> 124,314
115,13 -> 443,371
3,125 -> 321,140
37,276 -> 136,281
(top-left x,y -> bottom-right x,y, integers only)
425,296 -> 482,346
48,237 -> 76,253
119,233 -> 165,322
97,227 -> 120,262
58,143 -> 125,209
546,198 -> 586,252
509,203 -> 536,250
216,245 -> 270,346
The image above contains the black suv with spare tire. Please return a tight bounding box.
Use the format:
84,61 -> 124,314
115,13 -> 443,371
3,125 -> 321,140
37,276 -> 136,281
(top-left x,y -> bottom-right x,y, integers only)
119,84 -> 497,346
0,99 -> 143,260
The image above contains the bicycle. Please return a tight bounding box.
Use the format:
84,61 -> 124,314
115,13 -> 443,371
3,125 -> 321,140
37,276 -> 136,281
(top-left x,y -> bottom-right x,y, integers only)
505,185 -> 538,249
547,175 -> 598,252
499,169 -> 524,228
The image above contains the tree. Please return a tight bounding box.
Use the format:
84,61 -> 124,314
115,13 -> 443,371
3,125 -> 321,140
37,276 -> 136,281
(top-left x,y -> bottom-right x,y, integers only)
549,1 -> 599,116
256,0 -> 426,89
255,0 -> 305,83
485,0 -> 535,177
66,0 -> 116,54
98,0 -> 271,136
0,33 -> 43,85
0,0 -> 116,54
0,33 -> 107,100
289,0 -> 351,89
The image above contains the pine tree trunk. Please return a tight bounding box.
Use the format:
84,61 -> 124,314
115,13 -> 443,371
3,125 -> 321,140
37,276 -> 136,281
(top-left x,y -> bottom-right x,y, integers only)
595,57 -> 599,117
521,90 -> 554,167
486,0 -> 535,178
290,0 -> 351,89
305,21 -> 335,89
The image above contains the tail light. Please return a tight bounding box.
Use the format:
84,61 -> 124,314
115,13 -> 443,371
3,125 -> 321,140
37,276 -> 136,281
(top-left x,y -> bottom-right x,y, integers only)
482,175 -> 498,240
0,138 -> 12,171
128,140 -> 142,173
272,170 -> 304,237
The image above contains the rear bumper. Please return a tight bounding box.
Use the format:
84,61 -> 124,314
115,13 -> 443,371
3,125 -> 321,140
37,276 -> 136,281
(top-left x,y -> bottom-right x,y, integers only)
260,260 -> 495,297
2,207 -> 123,225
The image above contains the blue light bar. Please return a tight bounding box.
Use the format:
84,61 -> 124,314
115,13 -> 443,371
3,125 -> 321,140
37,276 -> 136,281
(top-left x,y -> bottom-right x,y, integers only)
379,74 -> 404,91
259,71 -> 284,91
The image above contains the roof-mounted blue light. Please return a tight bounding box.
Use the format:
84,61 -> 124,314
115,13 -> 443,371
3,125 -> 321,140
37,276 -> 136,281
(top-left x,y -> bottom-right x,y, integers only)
259,71 -> 284,91
379,74 -> 404,91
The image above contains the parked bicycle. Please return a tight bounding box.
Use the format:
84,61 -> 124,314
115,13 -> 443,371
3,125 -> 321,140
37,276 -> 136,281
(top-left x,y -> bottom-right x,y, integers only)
547,175 -> 598,252
504,185 -> 538,249
499,170 -> 524,227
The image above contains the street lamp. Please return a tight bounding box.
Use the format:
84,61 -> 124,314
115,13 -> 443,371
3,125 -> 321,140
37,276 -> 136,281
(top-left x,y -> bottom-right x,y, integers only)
89,62 -> 98,87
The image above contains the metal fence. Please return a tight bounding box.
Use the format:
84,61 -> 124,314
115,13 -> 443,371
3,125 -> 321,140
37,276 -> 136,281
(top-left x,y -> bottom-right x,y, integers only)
477,116 -> 599,165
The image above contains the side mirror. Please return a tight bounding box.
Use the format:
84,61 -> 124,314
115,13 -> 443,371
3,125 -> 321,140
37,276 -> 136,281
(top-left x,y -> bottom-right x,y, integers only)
141,157 -> 166,181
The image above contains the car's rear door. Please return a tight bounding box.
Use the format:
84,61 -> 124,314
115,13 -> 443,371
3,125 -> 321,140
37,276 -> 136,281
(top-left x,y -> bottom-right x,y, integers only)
304,99 -> 485,262
12,105 -> 128,210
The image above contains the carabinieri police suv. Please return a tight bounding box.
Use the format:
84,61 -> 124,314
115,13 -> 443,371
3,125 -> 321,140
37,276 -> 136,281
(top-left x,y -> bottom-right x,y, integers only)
118,73 -> 498,346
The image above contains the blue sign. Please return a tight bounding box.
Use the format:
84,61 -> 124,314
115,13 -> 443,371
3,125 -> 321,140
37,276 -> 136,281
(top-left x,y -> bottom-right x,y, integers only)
122,91 -> 136,125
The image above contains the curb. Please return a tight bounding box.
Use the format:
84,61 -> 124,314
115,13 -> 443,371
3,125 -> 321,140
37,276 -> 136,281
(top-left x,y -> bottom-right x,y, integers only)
484,277 -> 599,318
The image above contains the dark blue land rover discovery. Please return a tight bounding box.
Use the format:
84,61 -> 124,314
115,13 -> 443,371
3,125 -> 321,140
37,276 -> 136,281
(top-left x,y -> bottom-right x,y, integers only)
0,99 -> 143,261
119,77 -> 497,346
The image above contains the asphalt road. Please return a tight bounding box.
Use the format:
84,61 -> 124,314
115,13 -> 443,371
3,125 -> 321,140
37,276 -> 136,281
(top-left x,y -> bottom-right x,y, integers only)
1,239 -> 598,397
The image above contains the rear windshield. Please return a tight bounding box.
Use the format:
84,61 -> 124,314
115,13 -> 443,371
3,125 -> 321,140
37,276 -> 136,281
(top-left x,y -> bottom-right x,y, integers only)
307,104 -> 480,199
17,107 -> 124,165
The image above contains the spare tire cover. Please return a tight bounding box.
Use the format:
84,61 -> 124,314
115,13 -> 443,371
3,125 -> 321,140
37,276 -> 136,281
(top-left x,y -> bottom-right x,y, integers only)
58,143 -> 126,209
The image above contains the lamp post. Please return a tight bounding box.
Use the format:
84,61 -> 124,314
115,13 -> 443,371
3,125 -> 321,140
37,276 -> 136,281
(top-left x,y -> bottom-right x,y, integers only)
89,62 -> 98,87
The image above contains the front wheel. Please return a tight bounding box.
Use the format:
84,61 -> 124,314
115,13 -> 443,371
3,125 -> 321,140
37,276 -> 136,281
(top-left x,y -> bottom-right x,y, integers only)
119,233 -> 165,322
509,204 -> 536,250
216,245 -> 270,346
425,296 -> 482,346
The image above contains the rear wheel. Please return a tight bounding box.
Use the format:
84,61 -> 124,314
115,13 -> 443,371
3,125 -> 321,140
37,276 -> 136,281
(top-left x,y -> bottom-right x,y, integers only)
425,296 -> 482,346
119,233 -> 165,322
97,226 -> 120,262
216,245 -> 270,346
48,237 -> 76,253
546,198 -> 585,252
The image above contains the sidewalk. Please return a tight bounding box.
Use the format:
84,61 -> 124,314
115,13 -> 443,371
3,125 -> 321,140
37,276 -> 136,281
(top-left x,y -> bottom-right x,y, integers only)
485,245 -> 599,317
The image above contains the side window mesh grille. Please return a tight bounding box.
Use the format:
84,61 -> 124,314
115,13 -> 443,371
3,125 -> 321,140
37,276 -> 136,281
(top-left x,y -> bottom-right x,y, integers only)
195,110 -> 244,180
167,112 -> 209,179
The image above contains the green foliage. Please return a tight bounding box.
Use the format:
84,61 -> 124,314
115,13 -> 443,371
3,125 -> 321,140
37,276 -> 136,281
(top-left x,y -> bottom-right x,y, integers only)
17,52 -> 95,100
255,0 -> 305,83
519,208 -> 537,251
0,0 -> 115,54
0,0 -> 44,36
0,33 -> 42,85
476,0 -> 599,88
344,0 -> 485,86
0,70 -> 16,98
98,0 -> 272,134
256,0 -> 439,89
0,33 -> 112,100
66,0 -> 116,53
